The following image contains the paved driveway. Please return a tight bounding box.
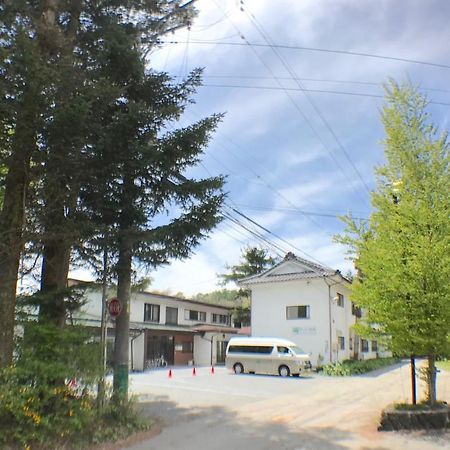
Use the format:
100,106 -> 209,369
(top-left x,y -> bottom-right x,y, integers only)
124,362 -> 450,450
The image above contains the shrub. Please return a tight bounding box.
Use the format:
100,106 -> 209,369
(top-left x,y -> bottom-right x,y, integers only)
322,357 -> 400,376
0,321 -> 150,449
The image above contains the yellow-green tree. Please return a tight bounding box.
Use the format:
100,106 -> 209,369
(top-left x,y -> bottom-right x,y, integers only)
338,82 -> 450,405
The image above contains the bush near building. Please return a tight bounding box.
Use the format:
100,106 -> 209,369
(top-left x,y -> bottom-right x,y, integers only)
322,357 -> 401,376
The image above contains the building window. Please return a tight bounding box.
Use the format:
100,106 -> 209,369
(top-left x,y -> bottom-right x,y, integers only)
166,307 -> 178,325
371,340 -> 378,352
144,304 -> 160,322
336,293 -> 344,307
184,309 -> 206,322
286,305 -> 310,320
175,342 -> 193,353
338,336 -> 345,350
212,313 -> 229,325
361,339 -> 369,353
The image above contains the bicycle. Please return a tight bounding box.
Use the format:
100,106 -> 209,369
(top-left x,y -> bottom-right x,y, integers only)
145,355 -> 168,370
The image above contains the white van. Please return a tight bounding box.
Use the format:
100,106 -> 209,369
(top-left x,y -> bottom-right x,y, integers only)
225,337 -> 311,377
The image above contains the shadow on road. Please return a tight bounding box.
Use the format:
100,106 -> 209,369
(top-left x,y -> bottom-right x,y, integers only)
132,398 -> 357,450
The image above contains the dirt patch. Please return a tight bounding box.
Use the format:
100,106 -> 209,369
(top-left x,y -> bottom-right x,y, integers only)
89,423 -> 162,450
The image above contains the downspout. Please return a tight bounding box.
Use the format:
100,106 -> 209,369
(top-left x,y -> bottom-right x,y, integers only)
322,273 -> 345,364
325,278 -> 333,364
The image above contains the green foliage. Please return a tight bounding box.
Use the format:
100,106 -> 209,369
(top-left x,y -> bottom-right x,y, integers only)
336,82 -> 450,359
0,321 -> 149,448
220,247 -> 278,286
322,357 -> 400,376
193,289 -> 239,305
436,359 -> 450,372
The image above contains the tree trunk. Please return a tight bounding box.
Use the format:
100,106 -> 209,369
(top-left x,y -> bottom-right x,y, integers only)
426,355 -> 437,405
113,234 -> 132,401
39,239 -> 71,327
0,84 -> 39,367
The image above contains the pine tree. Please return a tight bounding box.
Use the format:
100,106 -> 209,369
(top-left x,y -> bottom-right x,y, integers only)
79,60 -> 225,398
0,0 -> 197,366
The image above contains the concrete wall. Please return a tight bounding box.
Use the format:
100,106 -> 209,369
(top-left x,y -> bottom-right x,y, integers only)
250,277 -> 355,366
193,332 -> 234,366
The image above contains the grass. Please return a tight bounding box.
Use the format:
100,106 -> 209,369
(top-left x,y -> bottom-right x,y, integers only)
436,360 -> 450,372
393,401 -> 448,411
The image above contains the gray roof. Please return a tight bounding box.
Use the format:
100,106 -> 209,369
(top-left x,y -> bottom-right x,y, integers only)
238,252 -> 342,286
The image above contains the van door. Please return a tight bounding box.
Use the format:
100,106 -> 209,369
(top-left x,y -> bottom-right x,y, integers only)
275,345 -> 291,374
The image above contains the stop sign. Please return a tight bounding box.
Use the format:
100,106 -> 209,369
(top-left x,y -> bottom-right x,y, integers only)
108,298 -> 122,318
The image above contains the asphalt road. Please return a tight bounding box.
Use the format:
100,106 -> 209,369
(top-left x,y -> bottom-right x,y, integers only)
123,362 -> 450,450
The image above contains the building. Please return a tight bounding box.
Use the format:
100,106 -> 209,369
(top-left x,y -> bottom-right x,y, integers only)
239,253 -> 383,366
71,281 -> 239,370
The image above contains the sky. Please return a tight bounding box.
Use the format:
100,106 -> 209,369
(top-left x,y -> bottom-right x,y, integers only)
70,0 -> 450,296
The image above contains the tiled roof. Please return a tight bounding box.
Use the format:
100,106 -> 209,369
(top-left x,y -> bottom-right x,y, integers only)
238,253 -> 341,286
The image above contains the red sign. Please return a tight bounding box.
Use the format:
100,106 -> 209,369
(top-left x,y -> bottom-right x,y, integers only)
108,298 -> 122,318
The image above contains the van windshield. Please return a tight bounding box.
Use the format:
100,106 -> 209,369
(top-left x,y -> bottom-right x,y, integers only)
290,346 -> 306,355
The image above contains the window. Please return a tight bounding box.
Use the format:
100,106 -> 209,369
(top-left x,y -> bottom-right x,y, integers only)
338,336 -> 345,350
277,346 -> 290,354
371,340 -> 378,352
212,313 -> 229,325
166,307 -> 178,325
144,304 -> 160,322
361,339 -> 369,353
227,345 -> 273,354
175,342 -> 193,353
184,309 -> 206,322
336,293 -> 344,307
286,305 -> 310,319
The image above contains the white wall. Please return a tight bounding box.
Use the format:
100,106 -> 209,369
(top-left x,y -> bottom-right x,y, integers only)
250,278 -> 354,366
194,332 -> 235,366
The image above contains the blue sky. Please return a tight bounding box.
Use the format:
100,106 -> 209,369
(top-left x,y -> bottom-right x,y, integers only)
73,0 -> 450,296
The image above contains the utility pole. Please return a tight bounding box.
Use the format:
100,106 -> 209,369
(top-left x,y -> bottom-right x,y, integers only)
97,245 -> 109,410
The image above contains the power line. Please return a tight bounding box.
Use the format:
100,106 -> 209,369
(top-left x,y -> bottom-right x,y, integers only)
199,83 -> 450,107
160,39 -> 450,71
225,205 -> 331,267
176,74 -> 450,94
242,5 -> 372,194
235,204 -> 368,221
210,0 -> 370,207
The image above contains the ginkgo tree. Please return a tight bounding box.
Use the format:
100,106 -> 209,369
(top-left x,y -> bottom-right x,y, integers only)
337,82 -> 450,405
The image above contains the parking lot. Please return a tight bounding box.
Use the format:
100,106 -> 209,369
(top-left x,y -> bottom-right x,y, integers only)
125,363 -> 450,450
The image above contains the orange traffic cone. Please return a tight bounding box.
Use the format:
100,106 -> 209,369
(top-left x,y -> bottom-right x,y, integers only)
211,366 -> 215,375
168,369 -> 172,379
192,367 -> 196,376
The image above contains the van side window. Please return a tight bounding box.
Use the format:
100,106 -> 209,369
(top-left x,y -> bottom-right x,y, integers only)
277,346 -> 289,354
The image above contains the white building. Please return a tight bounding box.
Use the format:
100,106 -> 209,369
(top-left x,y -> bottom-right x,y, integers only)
239,253 -> 381,366
71,281 -> 239,370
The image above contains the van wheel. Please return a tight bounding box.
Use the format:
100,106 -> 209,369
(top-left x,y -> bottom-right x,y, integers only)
278,365 -> 290,377
233,363 -> 244,374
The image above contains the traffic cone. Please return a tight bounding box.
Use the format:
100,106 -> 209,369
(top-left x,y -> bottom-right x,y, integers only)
211,366 -> 215,375
192,367 -> 196,376
168,369 -> 172,379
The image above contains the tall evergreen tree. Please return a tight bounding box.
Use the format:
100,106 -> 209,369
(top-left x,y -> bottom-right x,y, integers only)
337,83 -> 450,404
80,60 -> 225,398
0,0 -> 197,366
